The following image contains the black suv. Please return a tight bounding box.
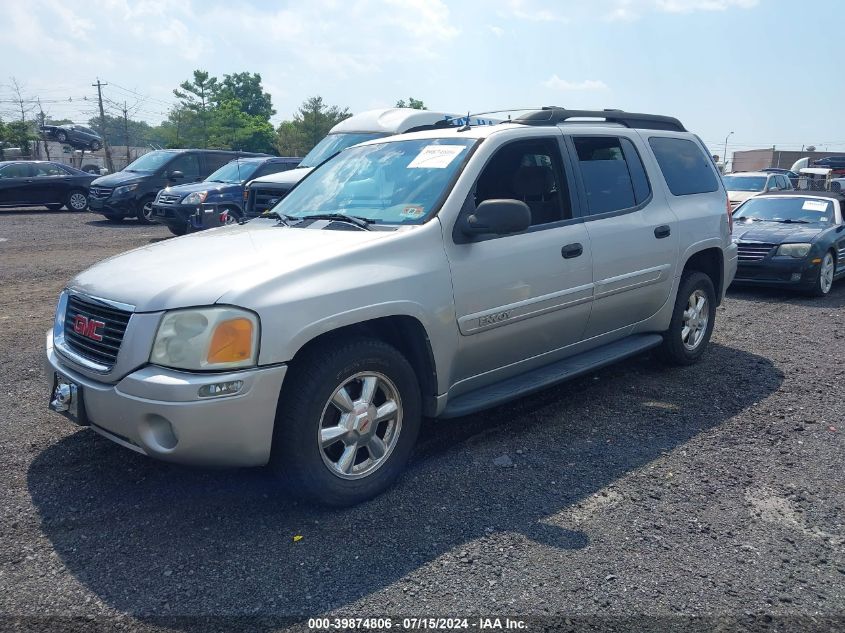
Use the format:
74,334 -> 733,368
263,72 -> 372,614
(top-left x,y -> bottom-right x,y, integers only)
88,149 -> 268,223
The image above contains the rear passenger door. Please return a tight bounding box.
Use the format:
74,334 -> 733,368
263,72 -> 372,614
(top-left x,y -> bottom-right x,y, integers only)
566,133 -> 678,338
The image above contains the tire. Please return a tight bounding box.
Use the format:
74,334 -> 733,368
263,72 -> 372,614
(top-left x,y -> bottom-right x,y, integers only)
135,196 -> 156,224
658,271 -> 717,366
56,131 -> 67,143
270,337 -> 422,506
65,190 -> 89,212
168,224 -> 187,236
90,141 -> 101,151
46,204 -> 64,211
103,214 -> 124,223
808,251 -> 836,297
222,207 -> 242,225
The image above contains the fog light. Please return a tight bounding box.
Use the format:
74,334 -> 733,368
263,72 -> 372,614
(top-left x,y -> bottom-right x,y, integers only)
791,273 -> 802,281
198,380 -> 244,398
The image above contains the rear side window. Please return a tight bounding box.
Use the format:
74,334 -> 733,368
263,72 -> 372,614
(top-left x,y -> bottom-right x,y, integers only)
572,136 -> 651,215
648,137 -> 719,196
204,153 -> 235,174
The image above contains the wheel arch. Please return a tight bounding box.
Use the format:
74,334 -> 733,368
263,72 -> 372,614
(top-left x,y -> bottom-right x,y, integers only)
681,247 -> 724,305
286,315 -> 439,417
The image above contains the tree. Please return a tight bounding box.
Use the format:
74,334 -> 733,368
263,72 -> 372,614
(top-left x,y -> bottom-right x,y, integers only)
395,97 -> 426,110
274,96 -> 351,156
208,99 -> 275,153
173,70 -> 218,147
215,72 -> 275,120
4,120 -> 36,156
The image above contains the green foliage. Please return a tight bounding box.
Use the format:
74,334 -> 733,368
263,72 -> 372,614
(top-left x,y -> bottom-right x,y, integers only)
274,96 -> 351,157
208,99 -> 275,153
215,72 -> 275,120
88,114 -> 169,148
1,120 -> 37,155
395,97 -> 426,110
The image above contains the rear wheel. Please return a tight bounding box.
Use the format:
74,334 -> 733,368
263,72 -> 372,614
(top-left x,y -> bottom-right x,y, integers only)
168,224 -> 187,236
65,190 -> 88,212
56,131 -> 68,143
90,141 -> 102,151
46,204 -> 64,211
135,196 -> 156,224
270,337 -> 422,506
809,251 -> 835,297
103,213 -> 124,223
658,271 -> 716,366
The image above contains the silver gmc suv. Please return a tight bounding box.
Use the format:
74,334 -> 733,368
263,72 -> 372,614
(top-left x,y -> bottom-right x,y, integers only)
46,108 -> 738,506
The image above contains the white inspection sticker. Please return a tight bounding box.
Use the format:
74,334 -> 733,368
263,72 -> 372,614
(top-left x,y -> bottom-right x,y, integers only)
407,145 -> 464,169
802,200 -> 828,211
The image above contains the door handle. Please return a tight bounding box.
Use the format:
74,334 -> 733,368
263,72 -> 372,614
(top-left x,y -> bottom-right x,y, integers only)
561,243 -> 583,259
654,225 -> 671,239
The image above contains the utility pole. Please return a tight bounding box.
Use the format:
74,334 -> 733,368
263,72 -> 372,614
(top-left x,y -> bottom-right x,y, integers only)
92,78 -> 114,172
122,101 -> 131,167
723,131 -> 734,173
36,97 -> 50,160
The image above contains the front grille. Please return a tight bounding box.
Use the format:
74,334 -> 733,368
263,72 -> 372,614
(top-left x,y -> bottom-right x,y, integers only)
737,242 -> 775,262
89,186 -> 113,200
63,294 -> 131,369
157,193 -> 182,205
248,186 -> 291,216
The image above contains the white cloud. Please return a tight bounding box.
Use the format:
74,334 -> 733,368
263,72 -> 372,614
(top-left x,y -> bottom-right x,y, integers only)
506,0 -> 569,23
488,25 -> 505,37
543,75 -> 609,91
606,0 -> 759,20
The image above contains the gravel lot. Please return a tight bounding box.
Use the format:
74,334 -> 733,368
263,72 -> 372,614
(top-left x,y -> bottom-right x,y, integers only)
1,208 -> 843,632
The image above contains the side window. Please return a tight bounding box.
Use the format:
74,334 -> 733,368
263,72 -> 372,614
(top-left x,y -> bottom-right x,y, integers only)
168,154 -> 201,180
0,164 -> 33,178
572,136 -> 649,215
779,175 -> 791,190
33,163 -> 66,177
254,163 -> 289,179
205,153 -> 233,174
474,138 -> 572,226
648,136 -> 719,196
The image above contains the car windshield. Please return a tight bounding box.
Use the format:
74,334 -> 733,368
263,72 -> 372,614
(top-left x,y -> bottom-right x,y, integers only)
299,133 -> 388,168
734,197 -> 833,224
723,175 -> 767,192
205,160 -> 260,183
274,138 -> 475,225
124,151 -> 174,173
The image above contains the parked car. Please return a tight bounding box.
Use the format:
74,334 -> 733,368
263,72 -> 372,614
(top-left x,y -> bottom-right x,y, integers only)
243,108 -> 500,217
761,167 -> 799,188
0,160 -> 96,211
811,155 -> 845,175
39,124 -> 103,151
723,171 -> 792,210
88,149 -> 269,224
46,107 -> 736,506
151,156 -> 301,235
731,191 -> 845,296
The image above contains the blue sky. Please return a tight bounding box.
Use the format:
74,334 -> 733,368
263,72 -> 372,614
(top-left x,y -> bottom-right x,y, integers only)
3,0 -> 843,159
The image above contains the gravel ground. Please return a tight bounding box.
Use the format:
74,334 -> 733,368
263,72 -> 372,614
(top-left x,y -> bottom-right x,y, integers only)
1,208 -> 843,632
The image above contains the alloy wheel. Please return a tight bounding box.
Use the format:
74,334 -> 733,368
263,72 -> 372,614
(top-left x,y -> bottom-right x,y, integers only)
820,253 -> 835,294
681,289 -> 709,351
141,201 -> 155,222
318,371 -> 403,480
68,193 -> 88,211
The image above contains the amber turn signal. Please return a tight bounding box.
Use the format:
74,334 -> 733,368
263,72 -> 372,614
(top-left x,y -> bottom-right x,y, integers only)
207,318 -> 254,364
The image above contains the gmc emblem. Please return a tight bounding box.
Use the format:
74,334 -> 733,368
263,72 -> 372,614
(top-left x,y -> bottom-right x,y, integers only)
73,315 -> 105,342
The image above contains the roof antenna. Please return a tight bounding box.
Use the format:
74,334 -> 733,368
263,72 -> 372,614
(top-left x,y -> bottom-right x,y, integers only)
458,111 -> 472,132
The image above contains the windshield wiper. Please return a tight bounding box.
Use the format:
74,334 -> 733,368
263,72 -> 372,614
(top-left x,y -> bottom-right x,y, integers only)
773,219 -> 810,224
260,211 -> 296,226
298,213 -> 374,230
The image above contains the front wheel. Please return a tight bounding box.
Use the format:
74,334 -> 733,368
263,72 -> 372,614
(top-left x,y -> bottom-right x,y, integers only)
56,131 -> 67,143
65,191 -> 88,212
809,251 -> 836,297
270,338 -> 422,506
658,271 -> 716,366
135,197 -> 156,224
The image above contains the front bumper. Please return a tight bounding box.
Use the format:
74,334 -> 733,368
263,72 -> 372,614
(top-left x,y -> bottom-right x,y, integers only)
152,202 -> 229,232
732,257 -> 820,289
88,195 -> 136,216
46,331 -> 287,467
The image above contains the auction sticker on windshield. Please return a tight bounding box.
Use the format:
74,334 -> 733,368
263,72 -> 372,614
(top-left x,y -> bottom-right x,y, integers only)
407,145 -> 465,169
802,200 -> 828,212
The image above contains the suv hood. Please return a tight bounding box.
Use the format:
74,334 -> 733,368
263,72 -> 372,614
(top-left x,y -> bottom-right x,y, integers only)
91,171 -> 148,187
249,166 -> 313,187
732,221 -> 825,244
68,221 -> 393,312
160,181 -> 241,196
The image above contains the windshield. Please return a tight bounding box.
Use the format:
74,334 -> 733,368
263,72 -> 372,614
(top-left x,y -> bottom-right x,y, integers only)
205,160 -> 259,183
274,138 -> 475,225
124,151 -> 174,173
723,175 -> 766,192
299,133 -> 387,168
734,197 -> 833,224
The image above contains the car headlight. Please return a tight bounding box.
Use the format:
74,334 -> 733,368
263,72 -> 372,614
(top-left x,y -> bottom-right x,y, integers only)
182,191 -> 208,205
776,243 -> 812,258
150,307 -> 260,371
114,183 -> 139,196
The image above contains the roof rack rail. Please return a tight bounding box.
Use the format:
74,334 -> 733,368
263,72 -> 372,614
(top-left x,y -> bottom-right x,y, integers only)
513,107 -> 686,132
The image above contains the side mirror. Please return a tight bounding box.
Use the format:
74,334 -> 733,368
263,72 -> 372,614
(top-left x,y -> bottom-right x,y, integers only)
462,199 -> 531,237
169,170 -> 185,180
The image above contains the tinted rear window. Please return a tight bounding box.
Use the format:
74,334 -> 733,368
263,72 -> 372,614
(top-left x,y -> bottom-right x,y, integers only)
648,137 -> 719,196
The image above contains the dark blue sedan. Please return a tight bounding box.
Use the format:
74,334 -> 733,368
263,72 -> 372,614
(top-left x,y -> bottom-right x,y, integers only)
731,191 -> 845,296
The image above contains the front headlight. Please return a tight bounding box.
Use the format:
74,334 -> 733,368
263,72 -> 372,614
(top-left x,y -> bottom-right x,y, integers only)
776,243 -> 812,258
114,183 -> 139,196
150,307 -> 260,371
183,191 -> 208,205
